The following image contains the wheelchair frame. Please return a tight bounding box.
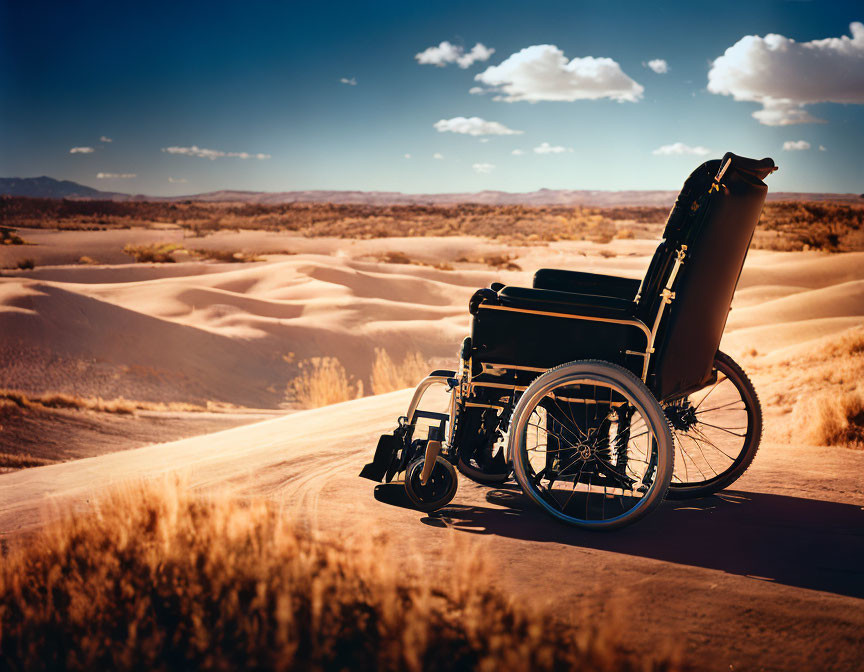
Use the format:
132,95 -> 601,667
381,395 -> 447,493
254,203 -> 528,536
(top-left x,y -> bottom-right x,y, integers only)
361,153 -> 772,529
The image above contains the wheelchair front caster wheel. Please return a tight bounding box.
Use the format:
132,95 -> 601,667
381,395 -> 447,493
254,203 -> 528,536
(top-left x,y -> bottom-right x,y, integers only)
404,456 -> 458,512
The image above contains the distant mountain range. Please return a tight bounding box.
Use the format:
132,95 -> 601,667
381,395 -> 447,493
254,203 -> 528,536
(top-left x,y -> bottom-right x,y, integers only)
2,176 -> 861,207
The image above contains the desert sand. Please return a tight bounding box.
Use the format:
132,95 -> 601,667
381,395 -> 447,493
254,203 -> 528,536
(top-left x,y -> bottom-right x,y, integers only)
1,230 -> 863,670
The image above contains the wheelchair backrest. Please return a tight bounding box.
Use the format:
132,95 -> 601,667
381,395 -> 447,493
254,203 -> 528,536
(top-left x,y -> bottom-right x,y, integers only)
646,153 -> 775,399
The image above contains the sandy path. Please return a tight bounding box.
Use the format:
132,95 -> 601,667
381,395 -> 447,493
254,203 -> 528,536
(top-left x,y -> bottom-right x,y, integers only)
1,389 -> 862,672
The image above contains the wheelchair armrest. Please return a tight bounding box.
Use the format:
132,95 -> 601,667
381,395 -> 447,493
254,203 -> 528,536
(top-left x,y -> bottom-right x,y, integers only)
497,285 -> 636,319
533,269 -> 640,300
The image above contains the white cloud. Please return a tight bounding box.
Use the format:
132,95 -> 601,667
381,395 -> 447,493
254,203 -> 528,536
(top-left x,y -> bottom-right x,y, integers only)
161,146 -> 271,160
433,153 -> 444,160
473,45 -> 644,102
415,41 -> 495,68
100,136 -> 112,143
96,172 -> 136,179
472,162 -> 495,174
70,146 -> 94,154
750,101 -> 825,126
340,77 -> 357,86
468,86 -> 486,95
652,142 -> 711,156
511,149 -> 525,155
707,22 -> 864,125
168,177 -> 187,183
433,116 -> 523,136
644,59 -> 668,74
533,142 -> 571,154
819,145 -> 827,151
783,140 -> 811,151
404,153 -> 411,159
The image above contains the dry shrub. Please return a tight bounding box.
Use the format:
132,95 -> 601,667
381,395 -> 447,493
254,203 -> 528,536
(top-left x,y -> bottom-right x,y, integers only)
5,196 -> 863,251
286,357 -> 362,408
798,389 -> 864,447
77,256 -> 99,265
190,248 -> 261,263
614,228 -> 635,240
788,327 -> 864,447
15,258 -> 35,270
377,250 -> 412,264
753,202 -> 864,252
122,242 -> 183,263
0,481 -> 678,671
1,232 -> 26,245
456,253 -> 522,271
370,251 -> 453,271
0,452 -> 56,469
371,348 -> 429,394
754,326 -> 864,446
0,389 -> 215,416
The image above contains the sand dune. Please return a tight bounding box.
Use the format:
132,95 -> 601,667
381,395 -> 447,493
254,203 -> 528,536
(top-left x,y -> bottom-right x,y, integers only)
3,241 -> 861,409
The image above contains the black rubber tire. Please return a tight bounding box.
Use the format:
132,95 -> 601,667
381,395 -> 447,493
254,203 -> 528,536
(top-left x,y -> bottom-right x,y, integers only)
404,456 -> 458,512
457,456 -> 511,485
453,405 -> 512,485
510,359 -> 673,530
666,351 -> 762,499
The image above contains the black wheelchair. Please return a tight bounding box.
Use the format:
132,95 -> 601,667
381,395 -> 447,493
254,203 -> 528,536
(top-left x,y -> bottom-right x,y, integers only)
361,153 -> 777,529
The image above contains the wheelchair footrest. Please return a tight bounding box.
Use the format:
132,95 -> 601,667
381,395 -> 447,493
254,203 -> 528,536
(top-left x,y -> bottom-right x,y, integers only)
359,433 -> 401,482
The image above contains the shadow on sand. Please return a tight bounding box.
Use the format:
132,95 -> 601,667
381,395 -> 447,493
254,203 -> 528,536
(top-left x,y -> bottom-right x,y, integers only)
374,482 -> 864,599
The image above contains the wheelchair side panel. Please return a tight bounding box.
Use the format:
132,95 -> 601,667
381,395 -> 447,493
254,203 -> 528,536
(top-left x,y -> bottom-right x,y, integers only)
470,307 -> 644,377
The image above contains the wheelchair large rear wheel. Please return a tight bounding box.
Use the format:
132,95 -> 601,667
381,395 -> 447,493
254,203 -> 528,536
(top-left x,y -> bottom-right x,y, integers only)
510,360 -> 673,530
665,351 -> 761,499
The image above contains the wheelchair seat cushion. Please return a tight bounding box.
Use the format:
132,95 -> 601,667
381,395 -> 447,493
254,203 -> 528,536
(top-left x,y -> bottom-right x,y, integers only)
532,269 -> 640,300
497,286 -> 635,319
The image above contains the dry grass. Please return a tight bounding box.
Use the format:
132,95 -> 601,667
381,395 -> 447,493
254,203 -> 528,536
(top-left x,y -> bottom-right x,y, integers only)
798,390 -> 864,448
370,348 -> 430,395
77,255 -> 99,265
285,349 -> 431,407
367,251 -> 453,271
753,202 -> 864,252
189,248 -> 262,263
285,357 -> 362,408
1,232 -> 28,245
5,196 -> 863,251
0,390 -> 225,415
787,328 -> 864,447
747,326 -> 864,448
0,481 -> 678,671
122,242 -> 184,263
456,253 -> 522,271
0,452 -> 57,470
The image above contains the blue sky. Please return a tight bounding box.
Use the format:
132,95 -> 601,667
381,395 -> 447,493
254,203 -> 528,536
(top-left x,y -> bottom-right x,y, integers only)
0,0 -> 861,196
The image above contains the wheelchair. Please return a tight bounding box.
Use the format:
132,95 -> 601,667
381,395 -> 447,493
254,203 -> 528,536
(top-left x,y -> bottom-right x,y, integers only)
361,153 -> 777,529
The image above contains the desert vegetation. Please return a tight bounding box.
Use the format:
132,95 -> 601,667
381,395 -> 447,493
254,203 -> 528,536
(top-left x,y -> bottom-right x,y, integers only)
122,242 -> 262,264
285,349 -> 431,408
743,326 -> 864,448
123,242 -> 184,263
3,196 -> 862,251
786,327 -> 864,448
1,226 -> 29,245
0,481 -> 678,672
285,356 -> 363,408
0,390 -> 225,415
